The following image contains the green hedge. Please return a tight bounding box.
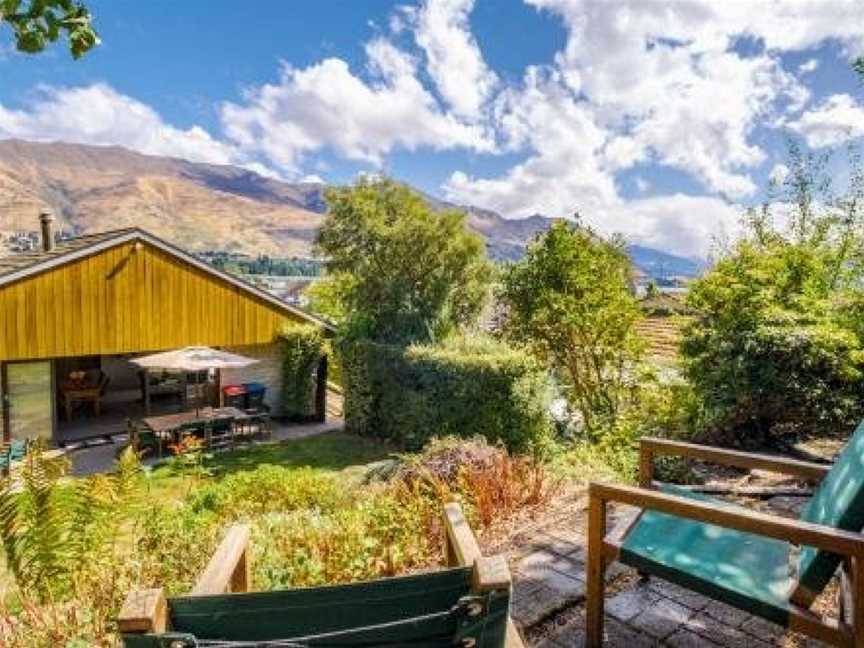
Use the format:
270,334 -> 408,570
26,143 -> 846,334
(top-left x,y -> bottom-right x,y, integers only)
338,336 -> 553,452
278,323 -> 328,420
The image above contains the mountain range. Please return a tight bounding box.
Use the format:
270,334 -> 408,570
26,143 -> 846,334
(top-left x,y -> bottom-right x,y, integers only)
0,139 -> 702,277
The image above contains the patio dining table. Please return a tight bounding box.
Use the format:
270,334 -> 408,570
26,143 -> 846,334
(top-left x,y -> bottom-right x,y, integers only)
142,406 -> 246,448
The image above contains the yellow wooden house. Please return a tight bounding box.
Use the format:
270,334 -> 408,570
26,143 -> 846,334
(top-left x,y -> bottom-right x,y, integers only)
0,214 -> 330,445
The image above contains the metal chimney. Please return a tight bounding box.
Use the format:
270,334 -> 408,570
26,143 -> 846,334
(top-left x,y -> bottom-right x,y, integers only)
39,209 -> 55,252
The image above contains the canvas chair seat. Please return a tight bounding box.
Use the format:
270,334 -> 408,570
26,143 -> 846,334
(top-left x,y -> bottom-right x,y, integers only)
620,484 -> 795,625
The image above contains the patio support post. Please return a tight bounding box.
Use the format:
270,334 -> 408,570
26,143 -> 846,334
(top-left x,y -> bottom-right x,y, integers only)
143,368 -> 151,416
315,355 -> 328,423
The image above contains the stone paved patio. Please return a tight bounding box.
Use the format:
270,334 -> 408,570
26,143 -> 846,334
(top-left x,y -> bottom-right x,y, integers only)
506,500 -> 831,648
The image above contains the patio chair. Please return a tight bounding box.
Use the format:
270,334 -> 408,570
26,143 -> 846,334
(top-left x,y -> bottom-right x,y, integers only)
205,418 -> 234,451
117,503 -> 523,648
128,419 -> 161,458
241,410 -> 271,441
585,422 -> 864,647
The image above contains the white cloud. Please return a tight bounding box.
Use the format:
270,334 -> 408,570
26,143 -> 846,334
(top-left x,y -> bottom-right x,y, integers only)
599,194 -> 742,258
444,67 -> 616,218
515,1 -> 810,198
799,59 -> 819,74
445,0 -> 862,255
3,0 -> 864,258
221,39 -> 494,175
769,163 -> 790,185
409,0 -> 497,119
785,94 -> 864,148
0,83 -> 247,167
635,177 -> 650,193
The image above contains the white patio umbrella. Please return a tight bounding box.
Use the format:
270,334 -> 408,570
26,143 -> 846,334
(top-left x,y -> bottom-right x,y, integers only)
132,346 -> 259,414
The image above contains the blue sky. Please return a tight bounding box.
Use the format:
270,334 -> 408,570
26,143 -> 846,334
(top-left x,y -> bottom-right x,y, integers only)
1,0 -> 863,257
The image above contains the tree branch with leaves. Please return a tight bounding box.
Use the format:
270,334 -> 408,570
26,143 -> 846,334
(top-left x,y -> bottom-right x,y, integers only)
1,0 -> 98,58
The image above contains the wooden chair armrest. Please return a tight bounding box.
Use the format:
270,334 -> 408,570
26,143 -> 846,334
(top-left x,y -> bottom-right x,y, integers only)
639,437 -> 831,485
589,481 -> 864,557
190,524 -> 251,595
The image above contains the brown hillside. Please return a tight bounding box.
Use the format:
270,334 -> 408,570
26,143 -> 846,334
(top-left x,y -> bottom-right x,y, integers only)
0,140 -> 322,256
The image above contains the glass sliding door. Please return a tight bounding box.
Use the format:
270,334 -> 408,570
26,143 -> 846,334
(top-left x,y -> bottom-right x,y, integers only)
2,361 -> 54,442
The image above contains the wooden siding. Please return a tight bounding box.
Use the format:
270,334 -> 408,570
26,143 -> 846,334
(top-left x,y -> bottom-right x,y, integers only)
0,241 -> 305,361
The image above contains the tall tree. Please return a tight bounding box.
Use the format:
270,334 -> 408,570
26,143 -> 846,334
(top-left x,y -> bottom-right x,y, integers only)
1,0 -> 98,58
501,221 -> 643,437
314,178 -> 491,344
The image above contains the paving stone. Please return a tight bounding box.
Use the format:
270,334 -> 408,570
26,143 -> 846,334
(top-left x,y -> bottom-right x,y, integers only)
518,549 -> 582,575
541,568 -> 586,599
512,584 -> 576,627
541,614 -> 586,648
629,597 -> 694,639
665,628 -> 722,647
700,601 -> 752,628
685,611 -> 770,648
515,551 -> 586,603
512,586 -> 559,627
603,617 -> 658,647
512,577 -> 546,602
645,578 -> 710,611
739,615 -> 787,644
606,585 -> 662,622
535,529 -> 583,558
529,635 -> 566,648
604,561 -> 632,583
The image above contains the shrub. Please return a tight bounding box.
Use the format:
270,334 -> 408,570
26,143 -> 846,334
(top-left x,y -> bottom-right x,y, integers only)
186,465 -> 348,519
252,490 -> 440,589
278,323 -> 328,420
682,143 -> 864,440
555,381 -> 698,483
396,437 -> 560,528
339,335 -> 553,452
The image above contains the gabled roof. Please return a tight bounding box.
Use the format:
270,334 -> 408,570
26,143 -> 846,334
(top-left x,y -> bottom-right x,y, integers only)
0,227 -> 333,331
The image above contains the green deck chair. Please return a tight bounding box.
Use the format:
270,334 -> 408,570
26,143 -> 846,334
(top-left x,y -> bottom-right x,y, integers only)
586,421 -> 864,647
121,567 -> 509,648
119,505 -> 523,648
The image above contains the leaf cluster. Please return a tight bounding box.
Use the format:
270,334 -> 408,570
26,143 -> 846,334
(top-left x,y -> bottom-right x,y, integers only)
1,0 -> 98,58
0,445 -> 142,602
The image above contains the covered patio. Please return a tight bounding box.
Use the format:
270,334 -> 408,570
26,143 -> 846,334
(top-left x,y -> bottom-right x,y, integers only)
0,222 -> 333,448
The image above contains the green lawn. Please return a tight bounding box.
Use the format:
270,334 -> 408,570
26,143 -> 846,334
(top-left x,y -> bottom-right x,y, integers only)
144,431 -> 396,500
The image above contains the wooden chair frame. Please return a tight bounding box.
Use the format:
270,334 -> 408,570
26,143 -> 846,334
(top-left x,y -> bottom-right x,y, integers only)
119,504 -> 525,647
586,437 -> 864,647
